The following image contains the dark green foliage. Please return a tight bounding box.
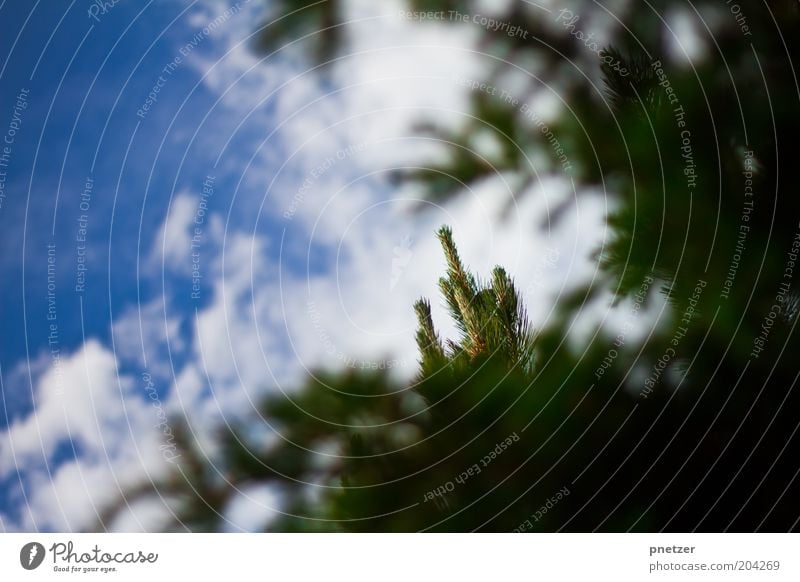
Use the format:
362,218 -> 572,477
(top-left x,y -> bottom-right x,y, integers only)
253,0 -> 344,64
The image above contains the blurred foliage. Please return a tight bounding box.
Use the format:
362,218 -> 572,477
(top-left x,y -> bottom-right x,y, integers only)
253,0 -> 344,63
104,0 -> 800,531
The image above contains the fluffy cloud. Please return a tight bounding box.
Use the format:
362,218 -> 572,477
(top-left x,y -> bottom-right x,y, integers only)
176,0 -> 608,366
0,341 -> 172,530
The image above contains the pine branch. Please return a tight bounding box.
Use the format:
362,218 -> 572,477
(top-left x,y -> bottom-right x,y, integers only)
418,225 -> 537,374
437,226 -> 477,301
437,226 -> 484,356
601,46 -> 659,113
413,298 -> 446,374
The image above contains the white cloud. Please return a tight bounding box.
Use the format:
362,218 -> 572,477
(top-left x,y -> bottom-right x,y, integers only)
666,7 -> 708,65
222,483 -> 280,532
179,0 -> 607,365
0,341 -> 173,531
1,340 -> 130,467
150,191 -> 199,273
112,297 -> 186,378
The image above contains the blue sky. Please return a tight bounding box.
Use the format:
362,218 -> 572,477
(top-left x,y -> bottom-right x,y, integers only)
0,0 -> 605,531
2,1 -> 200,364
